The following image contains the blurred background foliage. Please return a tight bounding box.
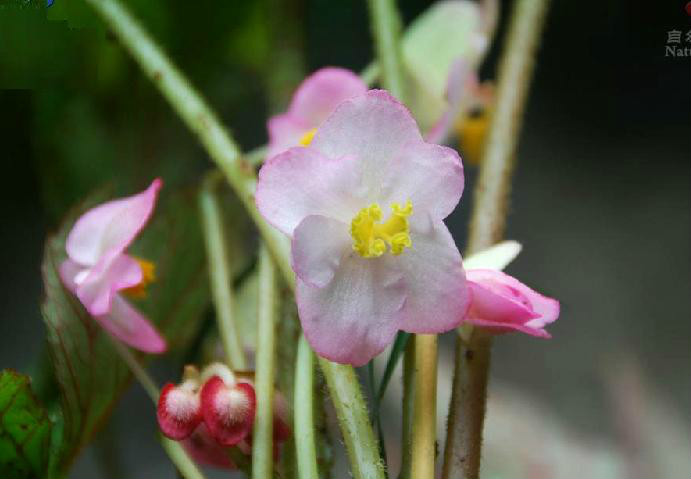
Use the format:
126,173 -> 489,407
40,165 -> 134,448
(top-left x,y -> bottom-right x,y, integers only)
0,0 -> 689,477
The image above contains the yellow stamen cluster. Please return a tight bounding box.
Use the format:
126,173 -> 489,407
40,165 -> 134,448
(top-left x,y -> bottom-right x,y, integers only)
350,201 -> 413,258
299,128 -> 317,146
123,258 -> 156,299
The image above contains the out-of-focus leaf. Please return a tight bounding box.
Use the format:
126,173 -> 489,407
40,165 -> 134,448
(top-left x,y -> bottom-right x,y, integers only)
40,185 -> 215,475
0,370 -> 52,479
462,240 -> 522,271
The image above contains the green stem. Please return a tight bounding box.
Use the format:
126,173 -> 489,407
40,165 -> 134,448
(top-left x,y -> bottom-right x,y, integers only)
81,0 -> 293,287
399,341 -> 415,479
294,335 -> 319,479
443,0 -> 551,477
81,1 -> 381,477
106,335 -> 208,479
160,437 -> 207,479
252,245 -> 278,479
367,0 -> 406,101
199,174 -> 247,371
107,334 -> 159,403
410,335 -> 437,479
319,359 -> 386,479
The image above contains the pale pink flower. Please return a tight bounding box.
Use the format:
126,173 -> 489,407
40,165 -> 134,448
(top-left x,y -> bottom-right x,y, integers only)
266,67 -> 367,159
464,269 -> 559,338
59,179 -> 166,353
256,90 -> 469,366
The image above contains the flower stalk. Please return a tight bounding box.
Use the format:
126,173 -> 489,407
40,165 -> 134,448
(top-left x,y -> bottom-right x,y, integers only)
199,173 -> 247,371
252,245 -> 278,479
294,335 -> 319,479
443,0 -> 551,477
410,334 -> 438,479
367,0 -> 406,101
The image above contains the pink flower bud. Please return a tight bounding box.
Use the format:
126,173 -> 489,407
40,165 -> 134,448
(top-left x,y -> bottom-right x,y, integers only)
157,381 -> 202,440
201,376 -> 256,446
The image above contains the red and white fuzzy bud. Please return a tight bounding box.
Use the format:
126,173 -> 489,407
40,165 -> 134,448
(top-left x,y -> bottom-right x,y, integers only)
157,366 -> 202,440
201,374 -> 256,446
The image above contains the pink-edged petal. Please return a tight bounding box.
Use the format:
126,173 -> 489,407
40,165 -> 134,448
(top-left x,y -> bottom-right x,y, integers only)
75,253 -> 142,316
395,217 -> 469,333
310,91 -> 423,187
379,140 -> 464,221
291,215 -> 352,288
256,147 -> 364,235
66,178 -> 162,266
95,294 -> 167,353
463,317 -> 551,338
266,114 -> 311,160
465,269 -> 560,338
288,67 -> 367,125
297,255 -> 407,366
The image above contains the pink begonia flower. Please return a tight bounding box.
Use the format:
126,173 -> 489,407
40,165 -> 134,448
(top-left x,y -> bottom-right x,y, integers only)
256,90 -> 469,366
59,179 -> 166,353
266,67 -> 367,160
464,269 -> 560,338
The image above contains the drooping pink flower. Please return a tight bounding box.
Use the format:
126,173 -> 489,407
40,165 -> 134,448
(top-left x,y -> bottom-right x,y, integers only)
464,269 -> 559,338
266,67 -> 367,160
256,90 -> 469,366
59,179 -> 166,353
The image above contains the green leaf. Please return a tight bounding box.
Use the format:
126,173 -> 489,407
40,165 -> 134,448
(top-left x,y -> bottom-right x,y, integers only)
376,331 -> 410,404
40,185 -> 218,476
0,370 -> 52,479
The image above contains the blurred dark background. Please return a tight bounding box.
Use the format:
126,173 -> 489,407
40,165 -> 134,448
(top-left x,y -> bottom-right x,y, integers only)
0,0 -> 689,477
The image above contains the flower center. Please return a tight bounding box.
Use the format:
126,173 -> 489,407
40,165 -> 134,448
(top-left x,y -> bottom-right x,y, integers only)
350,201 -> 413,258
123,258 -> 156,299
299,128 -> 317,146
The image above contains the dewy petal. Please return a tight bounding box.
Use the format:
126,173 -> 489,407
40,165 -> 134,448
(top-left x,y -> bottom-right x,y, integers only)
297,255 -> 407,366
66,178 -> 162,266
256,148 -> 364,235
75,253 -> 142,316
288,67 -> 368,126
310,91 -> 423,191
394,217 -> 469,334
95,294 -> 167,353
378,140 -> 464,221
291,215 -> 352,288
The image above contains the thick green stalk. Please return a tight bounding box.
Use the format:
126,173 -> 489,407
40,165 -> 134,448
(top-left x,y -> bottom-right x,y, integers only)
400,343 -> 415,479
367,0 -> 406,101
81,1 -> 381,477
252,246 -> 278,479
443,0 -> 551,477
294,335 -> 319,479
410,335 -> 437,479
319,359 -> 386,479
106,336 -> 208,479
199,175 -> 247,371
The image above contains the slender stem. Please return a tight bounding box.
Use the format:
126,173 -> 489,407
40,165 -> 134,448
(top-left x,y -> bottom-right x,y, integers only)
252,246 -> 278,479
399,340 -> 415,479
318,359 -> 386,479
199,175 -> 247,370
81,0 -> 294,287
160,437 -> 207,479
81,2 -> 381,477
294,336 -> 319,479
443,0 -> 551,477
367,0 -> 406,101
106,335 -> 208,479
107,334 -> 159,403
410,335 -> 437,479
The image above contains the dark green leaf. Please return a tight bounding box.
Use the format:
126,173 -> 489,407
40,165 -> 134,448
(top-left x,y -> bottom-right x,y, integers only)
0,370 -> 52,479
376,332 -> 410,404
